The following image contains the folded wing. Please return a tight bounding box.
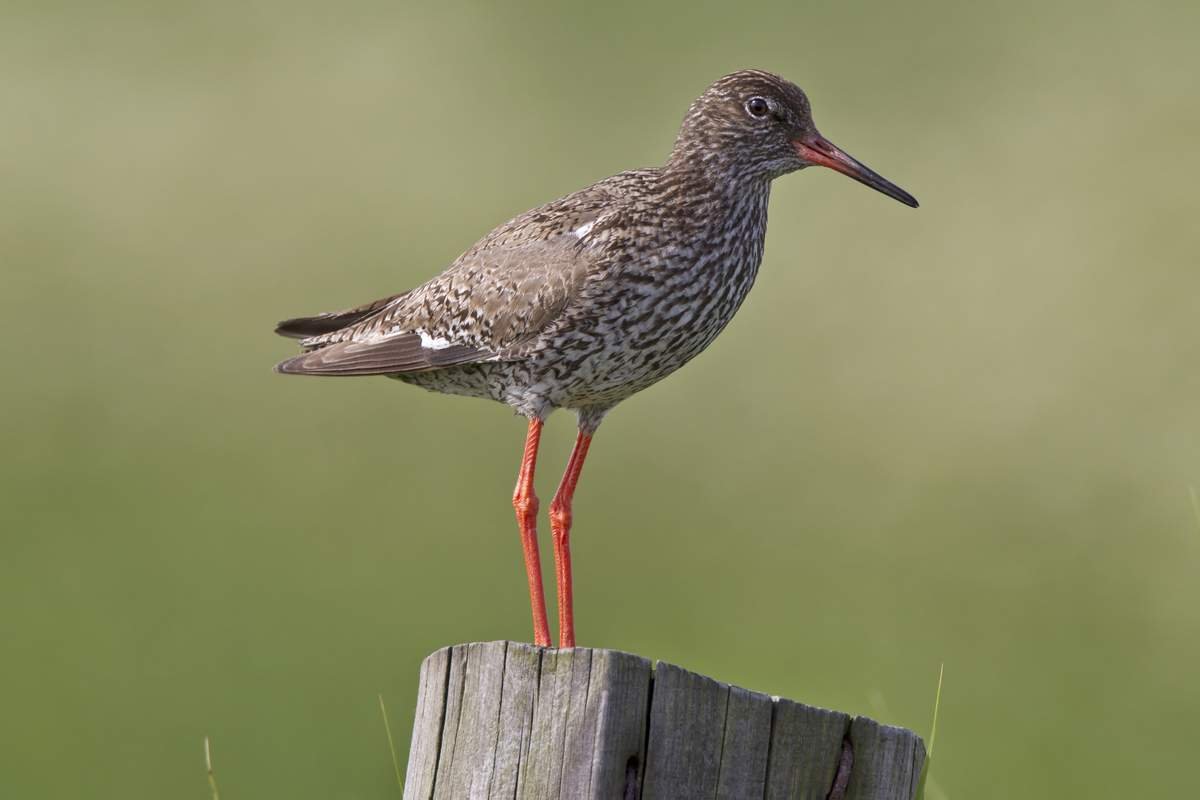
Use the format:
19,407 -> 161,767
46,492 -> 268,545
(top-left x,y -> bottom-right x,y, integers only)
273,215 -> 601,377
274,333 -> 487,376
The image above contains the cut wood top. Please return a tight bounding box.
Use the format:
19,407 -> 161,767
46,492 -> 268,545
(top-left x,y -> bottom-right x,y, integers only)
403,642 -> 925,800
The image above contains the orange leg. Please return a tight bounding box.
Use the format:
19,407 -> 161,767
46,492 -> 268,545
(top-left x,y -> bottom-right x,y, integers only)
549,430 -> 593,649
512,418 -> 552,647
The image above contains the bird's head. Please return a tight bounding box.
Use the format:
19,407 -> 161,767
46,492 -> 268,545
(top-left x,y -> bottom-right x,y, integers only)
671,69 -> 918,208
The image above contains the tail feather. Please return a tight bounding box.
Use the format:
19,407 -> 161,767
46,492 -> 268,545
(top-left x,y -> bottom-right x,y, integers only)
274,292 -> 405,339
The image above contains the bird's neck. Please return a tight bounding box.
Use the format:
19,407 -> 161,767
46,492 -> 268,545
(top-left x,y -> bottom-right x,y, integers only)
662,145 -> 769,194
656,159 -> 773,244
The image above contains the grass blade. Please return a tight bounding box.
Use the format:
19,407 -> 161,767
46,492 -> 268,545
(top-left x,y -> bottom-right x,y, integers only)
204,736 -> 220,800
916,662 -> 944,800
379,693 -> 404,794
928,662 -> 944,759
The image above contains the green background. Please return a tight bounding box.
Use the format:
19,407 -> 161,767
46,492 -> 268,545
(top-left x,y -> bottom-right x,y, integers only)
4,1 -> 1198,797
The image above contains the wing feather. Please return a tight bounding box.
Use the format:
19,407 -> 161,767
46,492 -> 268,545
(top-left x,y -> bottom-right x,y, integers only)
274,333 -> 490,376
273,190 -> 615,378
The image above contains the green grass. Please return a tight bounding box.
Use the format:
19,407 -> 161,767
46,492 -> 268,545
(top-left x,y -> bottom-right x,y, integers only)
917,663 -> 945,800
379,694 -> 404,795
205,737 -> 220,800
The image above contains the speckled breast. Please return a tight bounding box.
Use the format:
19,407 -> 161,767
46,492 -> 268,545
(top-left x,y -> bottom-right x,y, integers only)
534,201 -> 769,408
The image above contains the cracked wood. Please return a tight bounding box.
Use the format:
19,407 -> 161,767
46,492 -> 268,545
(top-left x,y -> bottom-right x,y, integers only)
402,642 -> 925,800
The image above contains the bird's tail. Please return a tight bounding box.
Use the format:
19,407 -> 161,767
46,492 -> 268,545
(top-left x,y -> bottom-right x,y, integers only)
273,292 -> 406,339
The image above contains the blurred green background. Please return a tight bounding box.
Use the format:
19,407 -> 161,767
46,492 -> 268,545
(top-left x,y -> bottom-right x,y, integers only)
4,1 -> 1199,797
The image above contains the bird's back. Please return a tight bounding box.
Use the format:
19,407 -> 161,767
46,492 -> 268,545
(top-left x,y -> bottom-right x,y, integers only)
275,169 -> 651,369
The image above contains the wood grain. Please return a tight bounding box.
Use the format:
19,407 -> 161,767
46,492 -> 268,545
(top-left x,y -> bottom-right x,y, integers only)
402,642 -> 925,800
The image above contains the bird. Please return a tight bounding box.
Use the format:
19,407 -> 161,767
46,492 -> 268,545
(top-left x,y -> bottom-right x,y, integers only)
274,69 -> 917,649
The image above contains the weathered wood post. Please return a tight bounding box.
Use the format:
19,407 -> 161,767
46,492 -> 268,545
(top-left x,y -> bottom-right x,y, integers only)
403,641 -> 925,800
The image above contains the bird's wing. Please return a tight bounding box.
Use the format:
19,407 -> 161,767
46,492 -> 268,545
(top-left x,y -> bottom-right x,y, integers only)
274,333 -> 486,376
274,211 -> 604,377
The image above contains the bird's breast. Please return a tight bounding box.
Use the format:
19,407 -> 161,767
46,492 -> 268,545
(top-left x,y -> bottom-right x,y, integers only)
519,181 -> 773,408
618,187 -> 769,341
547,218 -> 767,403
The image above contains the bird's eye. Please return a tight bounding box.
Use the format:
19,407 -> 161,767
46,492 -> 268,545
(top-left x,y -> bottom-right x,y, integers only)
746,97 -> 770,118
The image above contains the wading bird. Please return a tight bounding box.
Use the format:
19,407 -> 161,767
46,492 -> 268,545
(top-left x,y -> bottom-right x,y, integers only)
275,70 -> 917,648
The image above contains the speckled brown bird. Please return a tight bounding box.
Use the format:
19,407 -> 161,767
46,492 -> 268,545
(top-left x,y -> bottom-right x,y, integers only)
275,69 -> 917,649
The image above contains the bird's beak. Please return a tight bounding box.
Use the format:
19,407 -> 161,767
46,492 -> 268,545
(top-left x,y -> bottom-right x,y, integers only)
793,132 -> 918,208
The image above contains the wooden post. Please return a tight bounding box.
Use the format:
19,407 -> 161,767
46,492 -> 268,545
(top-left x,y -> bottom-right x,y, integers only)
403,641 -> 925,800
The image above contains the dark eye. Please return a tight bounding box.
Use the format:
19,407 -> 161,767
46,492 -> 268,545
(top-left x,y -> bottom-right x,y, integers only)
746,96 -> 770,118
